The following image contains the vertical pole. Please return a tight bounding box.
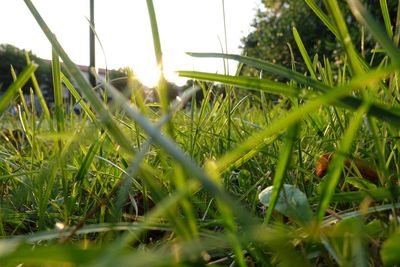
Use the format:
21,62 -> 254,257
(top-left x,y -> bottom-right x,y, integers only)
89,0 -> 96,87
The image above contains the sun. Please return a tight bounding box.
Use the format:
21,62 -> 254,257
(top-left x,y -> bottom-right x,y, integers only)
134,64 -> 162,87
131,63 -> 187,87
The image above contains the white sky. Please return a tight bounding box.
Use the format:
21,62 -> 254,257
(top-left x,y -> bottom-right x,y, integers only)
0,1 -> 259,86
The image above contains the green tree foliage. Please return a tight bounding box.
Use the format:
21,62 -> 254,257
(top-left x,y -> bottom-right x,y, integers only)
107,67 -> 181,102
241,1 -> 334,76
240,0 -> 398,78
108,67 -> 142,94
0,44 -> 52,97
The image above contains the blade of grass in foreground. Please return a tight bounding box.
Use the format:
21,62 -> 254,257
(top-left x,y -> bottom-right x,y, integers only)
379,0 -> 394,39
0,63 -> 37,115
24,52 -> 51,122
146,0 -> 170,115
348,0 -> 400,65
11,66 -> 30,115
61,73 -> 96,121
146,0 -> 162,70
328,186 -> 400,202
265,124 -> 298,224
52,49 -> 65,135
182,53 -> 400,126
74,133 -> 105,185
324,0 -> 364,75
304,0 -> 339,38
147,0 -> 198,242
316,100 -> 371,221
177,71 -> 298,97
292,27 -> 317,79
214,68 -> 388,173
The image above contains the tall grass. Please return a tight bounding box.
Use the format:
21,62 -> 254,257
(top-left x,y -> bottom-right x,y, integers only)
1,0 -> 400,266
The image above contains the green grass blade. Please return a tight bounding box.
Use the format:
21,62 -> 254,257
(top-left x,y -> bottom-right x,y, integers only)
265,124 -> 298,224
10,66 -> 30,115
216,82 -> 356,173
322,203 -> 400,228
74,134 -> 105,184
316,100 -> 371,221
304,0 -> 339,38
324,0 -> 364,75
292,27 -> 317,79
37,163 -> 58,229
146,0 -> 169,111
146,0 -> 197,243
215,66 -> 389,174
178,71 -> 297,97
60,73 -> 96,121
348,0 -> 400,65
146,0 -> 174,137
52,49 -> 64,134
393,1 -> 400,45
380,0 -> 394,40
184,53 -> 400,126
0,63 -> 37,115
185,52 -> 325,88
24,51 -> 51,121
146,0 -> 162,71
328,186 -> 400,202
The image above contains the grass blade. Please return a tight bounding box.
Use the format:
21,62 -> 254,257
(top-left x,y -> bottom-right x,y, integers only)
146,0 -> 162,71
74,134 -> 105,184
0,63 -> 37,115
316,100 -> 371,221
292,27 -> 317,79
324,0 -> 364,75
265,124 -> 298,224
184,53 -> 400,126
347,0 -> 400,65
146,0 -> 168,110
10,66 -> 30,115
215,77 -> 368,173
24,51 -> 51,121
304,0 -> 339,38
380,0 -> 394,40
146,0 -> 174,137
178,71 -> 297,97
52,49 -> 64,134
61,73 -> 96,121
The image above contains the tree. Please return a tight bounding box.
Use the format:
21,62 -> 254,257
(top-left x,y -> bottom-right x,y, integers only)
240,0 -> 398,78
108,67 -> 141,94
0,44 -> 53,99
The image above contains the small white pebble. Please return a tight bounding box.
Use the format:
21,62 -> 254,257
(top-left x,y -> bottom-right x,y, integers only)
55,222 -> 65,230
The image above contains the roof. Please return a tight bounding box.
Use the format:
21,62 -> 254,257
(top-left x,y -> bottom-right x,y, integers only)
41,59 -> 107,76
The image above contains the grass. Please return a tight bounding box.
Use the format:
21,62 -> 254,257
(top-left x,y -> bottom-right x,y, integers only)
1,0 -> 400,266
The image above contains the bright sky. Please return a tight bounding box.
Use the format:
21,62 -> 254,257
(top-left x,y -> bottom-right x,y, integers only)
0,1 -> 259,86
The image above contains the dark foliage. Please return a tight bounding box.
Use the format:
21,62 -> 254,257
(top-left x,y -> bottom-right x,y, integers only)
240,0 -> 398,78
0,44 -> 53,99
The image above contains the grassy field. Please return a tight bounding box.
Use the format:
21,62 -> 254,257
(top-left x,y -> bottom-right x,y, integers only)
1,0 -> 400,266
